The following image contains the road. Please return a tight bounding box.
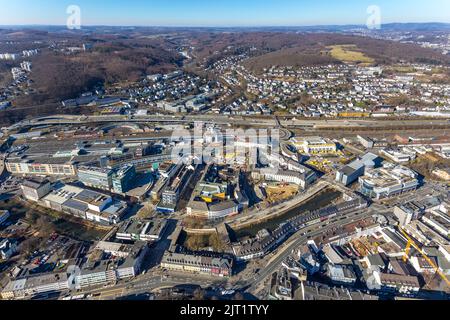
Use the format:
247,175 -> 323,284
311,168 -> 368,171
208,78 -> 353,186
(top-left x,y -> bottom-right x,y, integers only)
77,272 -> 227,300
93,207 -> 383,300
243,208 -> 386,296
58,204 -> 382,300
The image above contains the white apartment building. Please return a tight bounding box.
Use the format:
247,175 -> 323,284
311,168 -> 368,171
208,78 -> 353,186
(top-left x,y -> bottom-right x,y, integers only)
291,137 -> 337,155
7,161 -> 77,177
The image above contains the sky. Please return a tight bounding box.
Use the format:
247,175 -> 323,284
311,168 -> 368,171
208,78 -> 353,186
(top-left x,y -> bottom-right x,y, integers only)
1,0 -> 450,27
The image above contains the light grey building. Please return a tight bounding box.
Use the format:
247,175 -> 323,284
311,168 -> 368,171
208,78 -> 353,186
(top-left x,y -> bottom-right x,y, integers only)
78,166 -> 114,191
336,153 -> 381,186
21,179 -> 52,202
327,264 -> 358,285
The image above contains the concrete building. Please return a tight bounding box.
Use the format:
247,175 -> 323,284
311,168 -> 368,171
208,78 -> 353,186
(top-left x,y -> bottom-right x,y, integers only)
74,189 -> 112,212
75,242 -> 148,289
116,219 -> 167,242
269,268 -> 293,300
78,166 -> 114,191
43,184 -> 84,212
299,251 -> 321,275
326,264 -> 358,286
161,251 -> 233,278
381,148 -> 416,163
188,199 -> 240,220
157,165 -> 194,214
357,135 -> 389,149
150,176 -> 169,202
292,136 -> 337,155
7,160 -> 76,177
394,205 -> 421,227
40,184 -> 127,225
359,163 -> 419,200
422,211 -> 450,238
112,164 -> 136,194
73,190 -> 125,225
21,179 -> 52,202
252,168 -> 316,189
336,152 -> 381,186
393,198 -> 440,227
233,224 -> 294,261
186,165 -> 242,219
1,273 -> 69,299
378,273 -> 421,294
357,135 -> 375,149
282,257 -> 307,281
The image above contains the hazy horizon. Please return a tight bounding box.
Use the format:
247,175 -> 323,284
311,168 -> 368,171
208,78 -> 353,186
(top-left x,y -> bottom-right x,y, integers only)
1,22 -> 450,28
1,0 -> 450,27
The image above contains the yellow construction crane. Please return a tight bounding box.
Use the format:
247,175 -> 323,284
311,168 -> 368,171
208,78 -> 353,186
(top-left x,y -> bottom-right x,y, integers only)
400,227 -> 450,288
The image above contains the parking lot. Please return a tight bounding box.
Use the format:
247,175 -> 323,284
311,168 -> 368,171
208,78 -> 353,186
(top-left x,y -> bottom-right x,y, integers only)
13,232 -> 82,279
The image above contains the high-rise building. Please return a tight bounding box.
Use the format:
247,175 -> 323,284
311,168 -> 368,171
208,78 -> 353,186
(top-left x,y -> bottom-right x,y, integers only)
112,165 -> 136,194
157,165 -> 194,213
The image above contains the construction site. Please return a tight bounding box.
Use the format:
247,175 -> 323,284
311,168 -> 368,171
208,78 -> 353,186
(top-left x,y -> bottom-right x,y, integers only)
263,183 -> 300,205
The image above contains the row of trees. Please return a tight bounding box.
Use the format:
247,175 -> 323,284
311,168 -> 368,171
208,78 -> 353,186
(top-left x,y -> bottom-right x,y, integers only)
18,210 -> 56,256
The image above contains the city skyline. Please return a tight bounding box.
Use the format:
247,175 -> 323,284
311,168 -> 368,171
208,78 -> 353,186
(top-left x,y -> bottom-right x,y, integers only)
1,0 -> 450,27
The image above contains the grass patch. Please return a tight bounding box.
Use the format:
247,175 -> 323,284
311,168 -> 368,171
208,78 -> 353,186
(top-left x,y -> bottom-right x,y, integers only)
388,65 -> 417,73
327,45 -> 374,65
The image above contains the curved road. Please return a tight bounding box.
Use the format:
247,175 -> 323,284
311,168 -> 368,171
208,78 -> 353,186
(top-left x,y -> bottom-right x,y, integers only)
76,207 -> 382,300
243,208 -> 385,295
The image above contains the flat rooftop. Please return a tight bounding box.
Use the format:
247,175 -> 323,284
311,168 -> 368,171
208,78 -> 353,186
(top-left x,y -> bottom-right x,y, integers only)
74,189 -> 111,206
118,219 -> 166,236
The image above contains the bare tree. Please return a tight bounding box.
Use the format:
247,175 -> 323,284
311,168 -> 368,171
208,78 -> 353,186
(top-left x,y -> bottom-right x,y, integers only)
20,237 -> 41,255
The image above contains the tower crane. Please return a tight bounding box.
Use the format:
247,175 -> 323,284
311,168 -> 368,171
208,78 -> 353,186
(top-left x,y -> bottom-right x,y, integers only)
400,227 -> 450,288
